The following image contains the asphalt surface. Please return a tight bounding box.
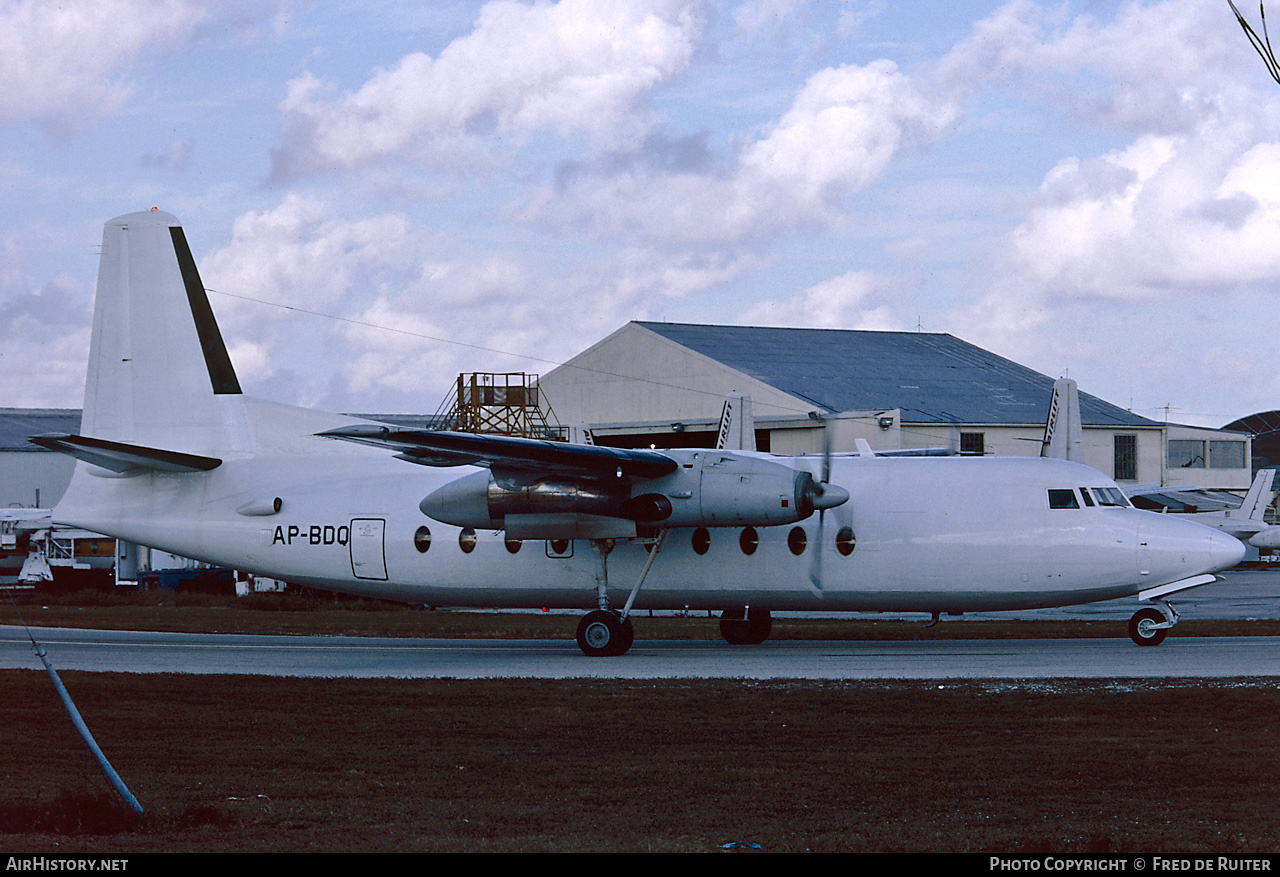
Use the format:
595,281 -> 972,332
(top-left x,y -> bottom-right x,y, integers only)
2,569 -> 1278,681
4,625 -> 1280,679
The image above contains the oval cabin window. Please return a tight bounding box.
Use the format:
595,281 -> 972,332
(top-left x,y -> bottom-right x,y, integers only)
836,527 -> 856,557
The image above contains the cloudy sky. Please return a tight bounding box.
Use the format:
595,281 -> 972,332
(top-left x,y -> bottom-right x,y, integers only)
2,0 -> 1278,428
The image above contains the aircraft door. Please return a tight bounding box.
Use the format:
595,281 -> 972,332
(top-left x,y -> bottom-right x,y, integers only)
349,518 -> 388,580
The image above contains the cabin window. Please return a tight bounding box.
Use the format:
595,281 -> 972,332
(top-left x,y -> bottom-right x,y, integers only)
1048,489 -> 1080,509
788,527 -> 807,555
1114,435 -> 1137,481
739,527 -> 759,555
959,432 -> 985,456
1092,487 -> 1129,507
413,526 -> 432,553
692,527 -> 711,555
1079,488 -> 1095,507
504,538 -> 522,554
835,527 -> 856,556
1209,440 -> 1246,469
458,528 -> 477,554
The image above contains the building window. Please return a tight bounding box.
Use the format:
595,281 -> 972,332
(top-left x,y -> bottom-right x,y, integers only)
1114,435 -> 1137,481
1209,441 -> 1246,470
1168,440 -> 1205,469
960,432 -> 985,456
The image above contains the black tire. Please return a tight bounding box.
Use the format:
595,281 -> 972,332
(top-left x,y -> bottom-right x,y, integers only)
745,609 -> 772,645
576,610 -> 632,657
1129,607 -> 1168,646
719,609 -> 772,645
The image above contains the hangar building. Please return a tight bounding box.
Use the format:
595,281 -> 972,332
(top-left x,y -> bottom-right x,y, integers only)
0,324 -> 1259,514
538,322 -> 1254,490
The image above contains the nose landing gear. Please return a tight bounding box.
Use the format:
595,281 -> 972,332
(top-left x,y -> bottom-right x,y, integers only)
1129,600 -> 1178,646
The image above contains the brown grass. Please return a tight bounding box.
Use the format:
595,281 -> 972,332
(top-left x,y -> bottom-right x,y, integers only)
2,671 -> 1279,853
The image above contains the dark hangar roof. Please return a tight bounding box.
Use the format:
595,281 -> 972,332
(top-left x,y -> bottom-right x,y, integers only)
0,409 -> 81,451
635,322 -> 1158,427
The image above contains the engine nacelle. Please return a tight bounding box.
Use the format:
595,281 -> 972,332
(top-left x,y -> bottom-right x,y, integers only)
419,450 -> 849,536
419,470 -> 629,530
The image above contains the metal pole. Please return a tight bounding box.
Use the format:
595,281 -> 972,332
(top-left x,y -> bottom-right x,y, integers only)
31,641 -> 143,814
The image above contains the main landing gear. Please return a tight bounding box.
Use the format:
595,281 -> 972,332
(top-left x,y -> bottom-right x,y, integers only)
575,533 -> 667,657
1128,600 -> 1178,646
719,608 -> 772,645
576,610 -> 634,657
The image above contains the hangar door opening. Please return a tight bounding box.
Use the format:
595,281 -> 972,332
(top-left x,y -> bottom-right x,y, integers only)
349,518 -> 388,580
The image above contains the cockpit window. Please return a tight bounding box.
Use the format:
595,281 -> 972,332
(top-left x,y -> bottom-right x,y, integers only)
1092,487 -> 1130,507
1079,487 -> 1095,507
1048,489 -> 1080,509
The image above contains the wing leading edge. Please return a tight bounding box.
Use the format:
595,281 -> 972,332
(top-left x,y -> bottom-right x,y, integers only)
318,425 -> 679,482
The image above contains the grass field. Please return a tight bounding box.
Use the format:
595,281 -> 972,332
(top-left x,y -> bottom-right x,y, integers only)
3,591 -> 1280,853
3,673 -> 1280,853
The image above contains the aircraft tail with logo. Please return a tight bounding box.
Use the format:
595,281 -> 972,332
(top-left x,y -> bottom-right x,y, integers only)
1041,378 -> 1083,462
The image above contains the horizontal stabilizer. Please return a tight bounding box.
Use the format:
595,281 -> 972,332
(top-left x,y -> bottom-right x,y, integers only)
319,425 -> 678,481
30,433 -> 222,474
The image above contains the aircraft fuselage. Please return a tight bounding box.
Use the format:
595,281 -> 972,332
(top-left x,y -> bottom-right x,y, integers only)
54,449 -> 1243,614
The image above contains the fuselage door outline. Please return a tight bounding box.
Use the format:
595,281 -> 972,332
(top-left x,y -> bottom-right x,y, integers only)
349,518 -> 388,581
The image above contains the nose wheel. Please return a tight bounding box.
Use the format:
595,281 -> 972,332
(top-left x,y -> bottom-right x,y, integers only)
1129,602 -> 1178,646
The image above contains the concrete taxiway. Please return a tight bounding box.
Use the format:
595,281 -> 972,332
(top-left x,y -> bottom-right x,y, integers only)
3,569 -> 1279,680
4,625 -> 1280,679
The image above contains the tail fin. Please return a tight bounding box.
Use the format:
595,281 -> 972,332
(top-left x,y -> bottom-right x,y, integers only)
1041,378 -> 1083,462
81,209 -> 242,456
716,392 -> 756,452
1240,469 -> 1277,521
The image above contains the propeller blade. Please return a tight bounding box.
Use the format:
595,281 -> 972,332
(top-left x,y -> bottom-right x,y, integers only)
809,414 -> 834,593
808,507 -> 826,593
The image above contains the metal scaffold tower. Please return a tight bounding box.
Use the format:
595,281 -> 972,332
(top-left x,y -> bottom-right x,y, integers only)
434,373 -> 563,438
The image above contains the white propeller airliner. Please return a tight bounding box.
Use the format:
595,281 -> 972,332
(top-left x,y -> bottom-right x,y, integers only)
36,210 -> 1245,655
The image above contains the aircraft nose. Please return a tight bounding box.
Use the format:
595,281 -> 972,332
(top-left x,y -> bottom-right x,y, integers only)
1207,526 -> 1247,573
1138,514 -> 1245,580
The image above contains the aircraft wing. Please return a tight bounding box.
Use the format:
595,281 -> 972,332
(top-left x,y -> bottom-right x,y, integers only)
0,508 -> 51,523
318,425 -> 679,482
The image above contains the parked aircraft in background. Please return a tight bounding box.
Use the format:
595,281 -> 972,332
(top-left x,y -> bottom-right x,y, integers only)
1040,377 -> 1280,549
35,210 -> 1244,654
1125,470 -> 1279,548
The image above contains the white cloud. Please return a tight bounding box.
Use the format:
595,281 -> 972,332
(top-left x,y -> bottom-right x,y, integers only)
0,0 -> 206,131
199,195 -> 421,382
271,0 -> 710,178
0,250 -> 91,407
522,59 -> 958,245
738,270 -> 900,329
936,0 -> 1263,133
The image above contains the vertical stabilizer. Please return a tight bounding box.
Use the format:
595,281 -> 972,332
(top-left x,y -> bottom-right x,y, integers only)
716,392 -> 756,452
82,210 -> 242,456
1240,469 -> 1276,521
1041,378 -> 1083,462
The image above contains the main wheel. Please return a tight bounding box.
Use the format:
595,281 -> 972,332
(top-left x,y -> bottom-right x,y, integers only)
1128,607 -> 1168,646
576,610 -> 633,657
719,609 -> 772,645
